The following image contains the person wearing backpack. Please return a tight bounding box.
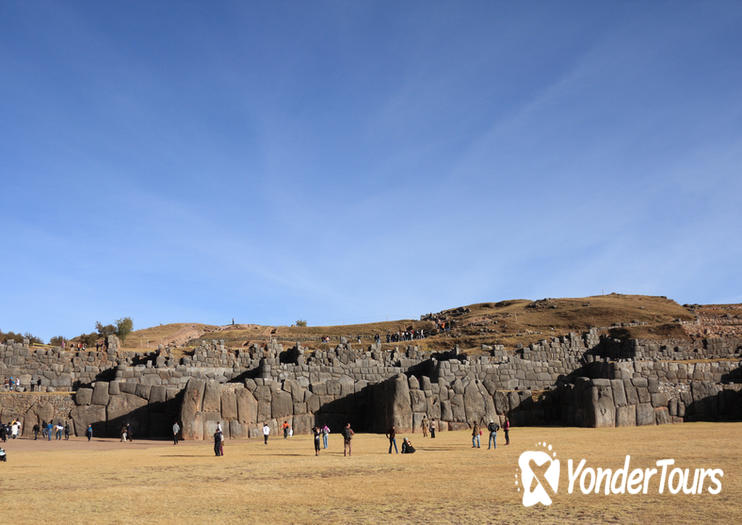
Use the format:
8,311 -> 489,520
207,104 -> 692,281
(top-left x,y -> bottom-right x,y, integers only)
487,420 -> 500,450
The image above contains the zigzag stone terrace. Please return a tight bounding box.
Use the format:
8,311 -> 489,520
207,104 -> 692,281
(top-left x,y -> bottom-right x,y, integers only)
1,329 -> 740,439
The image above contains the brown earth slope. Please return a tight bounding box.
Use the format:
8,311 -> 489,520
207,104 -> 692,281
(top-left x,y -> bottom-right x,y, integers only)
118,294 -> 737,355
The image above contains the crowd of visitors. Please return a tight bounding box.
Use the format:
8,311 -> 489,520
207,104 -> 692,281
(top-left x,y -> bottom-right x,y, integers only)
0,413 -> 513,463
2,376 -> 21,391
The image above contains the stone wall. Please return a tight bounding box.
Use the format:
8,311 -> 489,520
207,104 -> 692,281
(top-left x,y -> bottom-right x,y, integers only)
0,392 -> 76,436
2,330 -> 741,438
558,377 -> 742,428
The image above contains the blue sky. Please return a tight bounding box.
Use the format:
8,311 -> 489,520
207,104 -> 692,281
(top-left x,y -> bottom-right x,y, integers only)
1,1 -> 741,341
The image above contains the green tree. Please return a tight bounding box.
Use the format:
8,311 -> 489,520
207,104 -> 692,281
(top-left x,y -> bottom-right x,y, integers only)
95,321 -> 116,337
295,320 -> 308,327
116,317 -> 134,343
49,335 -> 65,347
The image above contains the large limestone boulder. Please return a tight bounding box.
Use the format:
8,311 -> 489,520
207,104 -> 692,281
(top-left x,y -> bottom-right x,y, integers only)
107,393 -> 148,422
202,381 -> 222,413
463,383 -> 486,423
591,386 -> 615,428
450,393 -> 466,421
254,385 -> 272,422
91,382 -> 110,406
221,389 -> 238,420
106,334 -> 120,352
236,388 -> 258,424
75,388 -> 93,406
655,407 -> 672,425
616,405 -> 637,427
71,405 -> 106,436
440,400 -> 453,421
180,379 -> 206,439
292,413 -> 314,435
271,390 -> 293,419
426,394 -> 441,420
410,389 -> 426,413
149,385 -> 167,404
636,403 -> 655,426
494,391 -> 509,414
391,374 -> 413,430
229,420 -> 246,439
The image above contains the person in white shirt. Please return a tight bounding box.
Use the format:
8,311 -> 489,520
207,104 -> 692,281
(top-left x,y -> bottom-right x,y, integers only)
172,422 -> 180,445
262,423 -> 270,445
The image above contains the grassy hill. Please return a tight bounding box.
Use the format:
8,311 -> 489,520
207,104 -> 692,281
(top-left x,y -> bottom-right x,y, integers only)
117,294 -> 742,355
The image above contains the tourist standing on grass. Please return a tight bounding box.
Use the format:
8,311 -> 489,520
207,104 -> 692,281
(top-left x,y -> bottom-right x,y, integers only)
86,424 -> 93,441
386,425 -> 398,454
46,421 -> 52,440
120,424 -> 127,442
312,426 -> 321,456
33,423 -> 40,440
172,422 -> 180,445
504,417 -> 510,445
342,423 -> 354,457
64,421 -> 70,440
487,420 -> 499,450
421,416 -> 428,437
213,429 -> 223,456
429,421 -> 436,438
471,422 -> 481,448
262,423 -> 270,445
282,420 -> 289,439
41,420 -> 48,439
322,424 -> 330,449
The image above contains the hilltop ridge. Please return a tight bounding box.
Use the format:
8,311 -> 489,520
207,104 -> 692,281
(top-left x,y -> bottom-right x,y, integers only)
120,294 -> 741,354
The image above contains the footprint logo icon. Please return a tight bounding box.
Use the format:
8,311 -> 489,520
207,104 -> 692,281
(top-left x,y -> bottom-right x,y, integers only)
515,442 -> 560,507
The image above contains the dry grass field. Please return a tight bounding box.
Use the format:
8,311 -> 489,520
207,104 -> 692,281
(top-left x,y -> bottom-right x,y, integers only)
1,423 -> 740,524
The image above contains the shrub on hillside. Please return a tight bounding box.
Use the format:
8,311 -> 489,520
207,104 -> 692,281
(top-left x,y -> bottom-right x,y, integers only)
116,317 -> 133,343
0,329 -> 42,345
95,322 -> 117,337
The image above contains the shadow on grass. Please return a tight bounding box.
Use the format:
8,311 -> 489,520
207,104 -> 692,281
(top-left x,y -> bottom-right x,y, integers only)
159,454 -> 214,458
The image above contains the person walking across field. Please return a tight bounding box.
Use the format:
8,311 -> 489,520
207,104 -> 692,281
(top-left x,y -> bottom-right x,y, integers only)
213,429 -> 224,456
312,426 -> 322,456
504,417 -> 511,445
322,424 -> 330,449
262,423 -> 270,445
421,416 -> 428,437
342,423 -> 354,457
